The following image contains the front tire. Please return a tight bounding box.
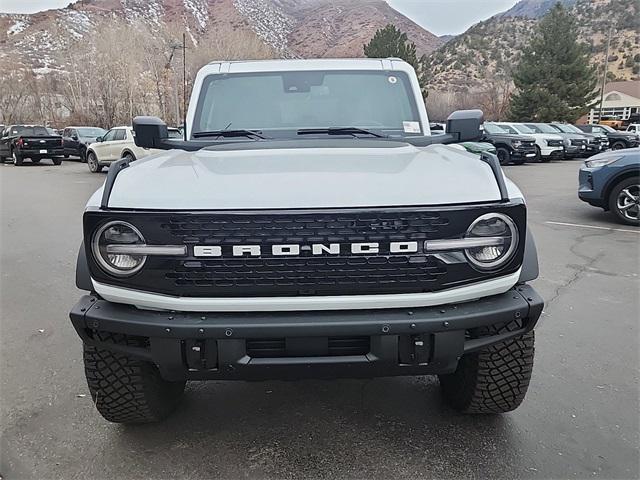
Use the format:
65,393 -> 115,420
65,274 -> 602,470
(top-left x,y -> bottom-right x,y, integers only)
609,177 -> 640,226
83,334 -> 186,424
496,147 -> 510,166
87,152 -> 102,173
52,157 -> 62,165
122,152 -> 135,162
12,150 -> 23,166
439,320 -> 535,414
611,141 -> 626,150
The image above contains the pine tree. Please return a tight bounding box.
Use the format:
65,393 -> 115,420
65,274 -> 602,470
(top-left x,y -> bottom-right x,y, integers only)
509,3 -> 598,122
364,24 -> 428,94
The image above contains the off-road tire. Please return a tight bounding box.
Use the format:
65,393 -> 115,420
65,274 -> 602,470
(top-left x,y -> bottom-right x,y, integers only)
83,333 -> 186,423
438,320 -> 535,414
496,147 -> 510,166
12,150 -> 23,166
87,152 -> 102,173
52,157 -> 62,166
608,176 -> 640,226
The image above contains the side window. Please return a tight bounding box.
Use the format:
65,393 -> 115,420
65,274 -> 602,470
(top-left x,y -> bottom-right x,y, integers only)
102,129 -> 117,142
70,129 -> 77,137
113,129 -> 126,141
63,128 -> 69,137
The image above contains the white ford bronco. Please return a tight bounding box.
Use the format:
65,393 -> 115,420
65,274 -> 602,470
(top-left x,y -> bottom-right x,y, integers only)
70,58 -> 543,423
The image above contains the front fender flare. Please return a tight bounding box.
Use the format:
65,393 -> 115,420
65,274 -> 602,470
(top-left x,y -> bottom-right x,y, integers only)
518,227 -> 539,283
76,241 -> 93,291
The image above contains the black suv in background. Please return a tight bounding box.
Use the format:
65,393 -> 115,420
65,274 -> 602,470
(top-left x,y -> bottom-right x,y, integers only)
550,123 -> 607,156
482,123 -> 537,165
577,124 -> 640,150
62,126 -> 107,161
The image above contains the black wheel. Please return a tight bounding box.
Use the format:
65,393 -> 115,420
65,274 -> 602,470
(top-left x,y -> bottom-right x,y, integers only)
611,141 -> 626,150
52,157 -> 62,165
496,147 -> 510,166
122,152 -> 135,162
608,176 -> 640,226
31,157 -> 41,164
534,145 -> 543,162
87,152 -> 102,173
83,333 -> 185,424
64,154 -> 69,158
12,150 -> 23,166
439,320 -> 535,414
80,148 -> 87,163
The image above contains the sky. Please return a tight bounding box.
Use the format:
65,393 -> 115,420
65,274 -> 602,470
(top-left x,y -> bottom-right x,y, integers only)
1,0 -> 520,36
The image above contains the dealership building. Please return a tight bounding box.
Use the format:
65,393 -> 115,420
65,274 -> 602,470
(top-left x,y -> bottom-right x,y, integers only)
585,80 -> 640,124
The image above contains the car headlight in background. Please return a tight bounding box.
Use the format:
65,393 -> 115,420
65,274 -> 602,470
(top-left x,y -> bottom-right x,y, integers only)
92,221 -> 147,276
584,156 -> 621,168
464,213 -> 519,271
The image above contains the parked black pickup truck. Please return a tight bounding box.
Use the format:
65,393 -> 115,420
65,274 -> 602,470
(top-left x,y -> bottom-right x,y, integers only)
577,124 -> 640,150
62,126 -> 107,161
0,125 -> 64,165
481,123 -> 538,165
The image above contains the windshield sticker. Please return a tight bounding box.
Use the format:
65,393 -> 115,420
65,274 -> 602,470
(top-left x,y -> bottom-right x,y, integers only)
388,76 -> 397,84
403,121 -> 421,134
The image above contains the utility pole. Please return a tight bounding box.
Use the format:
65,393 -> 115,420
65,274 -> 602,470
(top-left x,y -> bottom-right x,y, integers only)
597,27 -> 612,124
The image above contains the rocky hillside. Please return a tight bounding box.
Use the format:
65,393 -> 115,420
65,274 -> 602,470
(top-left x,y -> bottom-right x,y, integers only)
425,0 -> 640,91
498,0 -> 576,18
0,0 -> 443,74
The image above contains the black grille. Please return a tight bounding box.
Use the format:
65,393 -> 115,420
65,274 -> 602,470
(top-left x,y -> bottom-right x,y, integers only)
161,210 -> 450,244
246,336 -> 370,358
84,204 -> 527,297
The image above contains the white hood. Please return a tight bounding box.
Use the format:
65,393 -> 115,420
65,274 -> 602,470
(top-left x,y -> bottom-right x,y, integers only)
95,143 -> 512,210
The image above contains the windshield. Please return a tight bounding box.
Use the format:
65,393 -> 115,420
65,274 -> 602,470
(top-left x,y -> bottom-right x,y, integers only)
484,123 -> 509,134
11,126 -> 49,136
77,127 -> 106,137
526,123 -> 559,134
554,124 -> 581,134
193,70 -> 421,137
511,124 -> 536,134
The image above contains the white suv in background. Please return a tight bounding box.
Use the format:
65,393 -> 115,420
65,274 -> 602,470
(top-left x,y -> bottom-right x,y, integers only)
493,122 -> 564,162
85,126 -> 181,173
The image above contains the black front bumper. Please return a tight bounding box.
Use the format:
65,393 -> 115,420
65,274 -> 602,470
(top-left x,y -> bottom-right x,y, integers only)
70,285 -> 543,381
511,147 -> 537,160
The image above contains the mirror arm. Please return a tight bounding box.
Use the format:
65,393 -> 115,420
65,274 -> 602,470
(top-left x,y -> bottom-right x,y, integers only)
480,152 -> 510,202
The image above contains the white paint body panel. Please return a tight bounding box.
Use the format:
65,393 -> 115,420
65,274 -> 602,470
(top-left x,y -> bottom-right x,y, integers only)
92,269 -> 522,312
102,144 -> 508,210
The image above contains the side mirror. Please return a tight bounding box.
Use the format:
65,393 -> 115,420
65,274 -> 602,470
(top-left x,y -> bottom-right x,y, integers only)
72,135 -> 78,141
446,109 -> 484,142
96,136 -> 103,142
133,116 -> 168,149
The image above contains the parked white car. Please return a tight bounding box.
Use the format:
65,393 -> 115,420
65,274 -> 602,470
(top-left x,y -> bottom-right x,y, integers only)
85,126 -> 181,173
626,124 -> 640,136
493,122 -> 565,162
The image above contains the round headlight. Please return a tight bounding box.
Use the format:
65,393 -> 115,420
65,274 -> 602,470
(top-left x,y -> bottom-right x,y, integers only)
464,213 -> 518,271
92,221 -> 146,276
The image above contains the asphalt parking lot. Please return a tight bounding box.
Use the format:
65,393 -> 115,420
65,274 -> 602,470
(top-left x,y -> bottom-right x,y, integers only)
1,159 -> 638,479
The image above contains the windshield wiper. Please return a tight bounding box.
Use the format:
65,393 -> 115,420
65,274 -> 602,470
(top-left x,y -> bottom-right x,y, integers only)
297,127 -> 387,138
192,129 -> 267,139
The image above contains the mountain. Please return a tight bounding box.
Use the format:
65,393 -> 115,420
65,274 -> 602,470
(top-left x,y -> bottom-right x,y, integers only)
0,0 -> 443,74
424,0 -> 640,92
499,0 -> 577,18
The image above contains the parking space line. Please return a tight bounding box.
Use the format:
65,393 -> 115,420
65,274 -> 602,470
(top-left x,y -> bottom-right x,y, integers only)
545,221 -> 639,234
